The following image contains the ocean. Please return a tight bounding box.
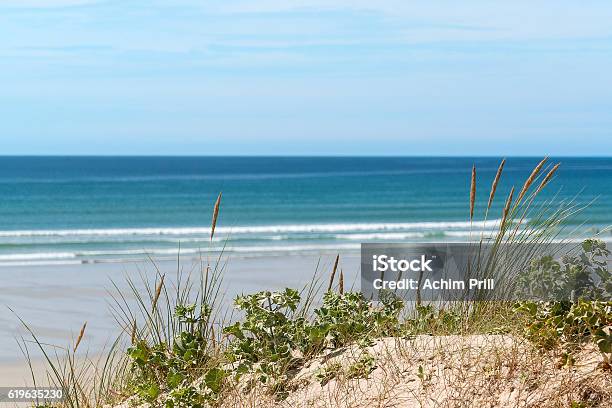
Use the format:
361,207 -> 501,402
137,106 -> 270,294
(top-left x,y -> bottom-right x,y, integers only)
0,156 -> 610,267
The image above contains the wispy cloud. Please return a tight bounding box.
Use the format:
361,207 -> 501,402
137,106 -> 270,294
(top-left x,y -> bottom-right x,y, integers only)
1,1 -> 611,154
0,0 -> 101,8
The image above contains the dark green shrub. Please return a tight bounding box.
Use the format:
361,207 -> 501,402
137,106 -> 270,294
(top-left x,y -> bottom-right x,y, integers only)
126,301 -> 226,406
223,288 -> 403,386
515,299 -> 611,366
517,239 -> 611,301
223,288 -> 304,382
313,290 -> 403,348
515,240 -> 611,367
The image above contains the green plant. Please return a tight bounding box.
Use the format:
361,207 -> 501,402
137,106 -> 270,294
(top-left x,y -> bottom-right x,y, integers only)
346,352 -> 377,379
514,240 -> 611,367
516,299 -> 611,366
125,299 -> 217,402
164,367 -> 227,408
416,364 -> 432,388
314,361 -> 342,385
223,288 -> 304,383
223,288 -> 403,387
166,384 -> 205,408
517,239 -> 611,301
404,304 -> 462,335
314,353 -> 376,386
126,327 -> 227,405
313,290 -> 403,348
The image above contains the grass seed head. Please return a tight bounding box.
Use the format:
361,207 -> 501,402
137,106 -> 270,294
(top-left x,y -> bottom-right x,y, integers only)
488,159 -> 506,209
211,192 -> 222,240
470,165 -> 476,220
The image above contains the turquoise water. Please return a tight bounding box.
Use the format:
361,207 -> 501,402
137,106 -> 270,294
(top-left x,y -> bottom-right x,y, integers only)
0,156 -> 610,265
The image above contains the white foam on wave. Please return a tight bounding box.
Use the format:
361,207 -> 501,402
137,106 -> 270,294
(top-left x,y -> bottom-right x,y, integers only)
333,232 -> 425,240
334,230 -> 500,240
0,260 -> 86,267
0,219 -> 519,267
0,252 -> 77,261
443,230 -> 496,237
0,219 -> 503,238
0,244 -> 361,263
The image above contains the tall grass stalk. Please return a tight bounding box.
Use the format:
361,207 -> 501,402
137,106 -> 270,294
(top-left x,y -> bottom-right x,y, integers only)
465,157 -> 589,323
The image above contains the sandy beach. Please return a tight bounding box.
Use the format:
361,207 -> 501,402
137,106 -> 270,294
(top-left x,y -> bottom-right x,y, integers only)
0,253 -> 361,386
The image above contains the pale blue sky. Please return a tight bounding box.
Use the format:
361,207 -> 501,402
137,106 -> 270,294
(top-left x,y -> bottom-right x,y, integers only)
1,1 -> 612,155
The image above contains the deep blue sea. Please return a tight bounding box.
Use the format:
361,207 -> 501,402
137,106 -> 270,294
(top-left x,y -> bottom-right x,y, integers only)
0,156 -> 610,266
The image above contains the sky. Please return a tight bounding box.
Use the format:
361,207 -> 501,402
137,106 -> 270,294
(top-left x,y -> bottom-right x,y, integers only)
1,0 -> 612,156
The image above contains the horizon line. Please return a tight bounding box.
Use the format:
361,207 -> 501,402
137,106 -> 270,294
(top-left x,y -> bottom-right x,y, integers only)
1,154 -> 611,158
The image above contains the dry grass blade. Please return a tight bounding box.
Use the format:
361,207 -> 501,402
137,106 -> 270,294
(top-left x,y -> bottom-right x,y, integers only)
470,165 -> 476,220
327,254 -> 340,291
211,192 -> 222,240
339,269 -> 344,294
152,274 -> 165,310
500,186 -> 515,229
487,159 -> 505,209
536,163 -> 560,194
74,321 -> 87,353
516,157 -> 547,204
130,320 -> 137,344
